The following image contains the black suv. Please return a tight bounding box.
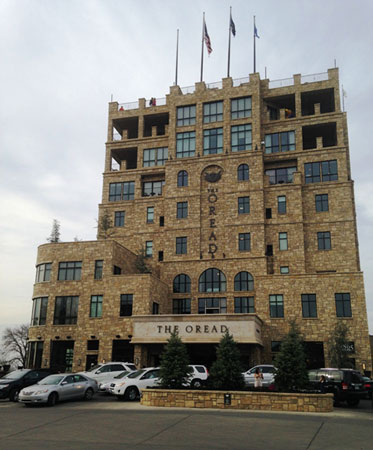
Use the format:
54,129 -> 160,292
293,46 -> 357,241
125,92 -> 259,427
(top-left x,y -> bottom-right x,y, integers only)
0,369 -> 54,401
308,368 -> 366,406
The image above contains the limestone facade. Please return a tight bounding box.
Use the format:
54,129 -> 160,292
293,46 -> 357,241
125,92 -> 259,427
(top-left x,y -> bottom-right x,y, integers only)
27,68 -> 372,374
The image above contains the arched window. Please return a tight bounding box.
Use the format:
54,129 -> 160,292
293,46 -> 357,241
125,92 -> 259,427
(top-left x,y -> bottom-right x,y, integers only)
234,272 -> 254,291
199,268 -> 226,293
177,170 -> 188,187
173,274 -> 191,293
237,164 -> 249,181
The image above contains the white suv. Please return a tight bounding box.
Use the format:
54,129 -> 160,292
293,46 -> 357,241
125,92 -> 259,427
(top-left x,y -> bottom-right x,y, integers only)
242,365 -> 277,387
81,362 -> 137,382
111,367 -> 160,401
188,365 -> 209,388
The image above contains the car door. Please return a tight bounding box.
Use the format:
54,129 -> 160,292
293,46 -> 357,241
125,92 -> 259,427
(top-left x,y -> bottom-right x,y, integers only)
59,375 -> 76,400
109,364 -> 127,378
93,365 -> 112,382
137,369 -> 160,391
261,367 -> 275,386
73,375 -> 89,398
243,368 -> 256,386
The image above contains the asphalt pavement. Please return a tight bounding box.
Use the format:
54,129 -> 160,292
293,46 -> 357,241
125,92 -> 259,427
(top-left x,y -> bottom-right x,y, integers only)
0,395 -> 372,449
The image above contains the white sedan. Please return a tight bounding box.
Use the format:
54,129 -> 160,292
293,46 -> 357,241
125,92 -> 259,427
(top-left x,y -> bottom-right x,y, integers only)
19,373 -> 98,406
242,365 -> 277,387
111,367 -> 160,401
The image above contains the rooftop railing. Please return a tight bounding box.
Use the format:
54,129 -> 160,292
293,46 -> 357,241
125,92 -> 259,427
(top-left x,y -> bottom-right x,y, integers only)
116,71 -> 330,108
301,72 -> 329,84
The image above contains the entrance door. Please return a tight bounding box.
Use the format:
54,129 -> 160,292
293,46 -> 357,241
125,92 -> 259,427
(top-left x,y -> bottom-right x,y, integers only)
50,341 -> 74,372
304,342 -> 325,369
86,354 -> 98,370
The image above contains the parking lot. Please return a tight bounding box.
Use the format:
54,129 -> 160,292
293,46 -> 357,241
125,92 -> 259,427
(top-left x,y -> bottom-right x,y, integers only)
0,395 -> 372,449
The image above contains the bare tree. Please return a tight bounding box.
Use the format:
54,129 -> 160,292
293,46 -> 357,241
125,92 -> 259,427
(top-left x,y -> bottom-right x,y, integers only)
47,219 -> 61,243
97,210 -> 114,239
1,324 -> 29,367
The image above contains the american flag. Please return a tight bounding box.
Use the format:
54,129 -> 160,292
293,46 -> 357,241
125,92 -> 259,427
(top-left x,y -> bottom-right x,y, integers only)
230,14 -> 236,36
204,21 -> 212,55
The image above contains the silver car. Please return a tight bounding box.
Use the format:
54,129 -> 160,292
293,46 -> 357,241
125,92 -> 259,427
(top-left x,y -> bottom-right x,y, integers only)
18,373 -> 98,406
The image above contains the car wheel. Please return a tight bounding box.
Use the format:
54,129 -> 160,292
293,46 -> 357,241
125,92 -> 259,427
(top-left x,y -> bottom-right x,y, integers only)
125,386 -> 139,401
191,379 -> 202,389
346,398 -> 359,407
9,389 -> 19,402
47,392 -> 58,407
84,388 -> 94,400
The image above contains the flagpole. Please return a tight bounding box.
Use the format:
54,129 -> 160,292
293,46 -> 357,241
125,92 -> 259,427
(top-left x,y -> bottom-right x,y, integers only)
200,12 -> 205,82
175,29 -> 179,86
253,15 -> 256,73
227,7 -> 232,78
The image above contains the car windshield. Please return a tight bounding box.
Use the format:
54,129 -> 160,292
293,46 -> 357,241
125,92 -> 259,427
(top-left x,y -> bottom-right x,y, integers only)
127,369 -> 146,379
2,369 -> 28,380
39,375 -> 65,385
114,371 -> 129,379
87,364 -> 102,372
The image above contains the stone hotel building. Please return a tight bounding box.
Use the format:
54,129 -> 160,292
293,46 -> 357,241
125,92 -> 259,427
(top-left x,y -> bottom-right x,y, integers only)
27,68 -> 372,374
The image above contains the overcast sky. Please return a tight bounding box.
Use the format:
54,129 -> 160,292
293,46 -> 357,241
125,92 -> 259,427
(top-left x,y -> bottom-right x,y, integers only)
1,0 -> 373,337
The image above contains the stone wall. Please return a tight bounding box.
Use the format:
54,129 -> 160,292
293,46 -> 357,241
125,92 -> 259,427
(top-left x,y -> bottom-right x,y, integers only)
141,389 -> 333,413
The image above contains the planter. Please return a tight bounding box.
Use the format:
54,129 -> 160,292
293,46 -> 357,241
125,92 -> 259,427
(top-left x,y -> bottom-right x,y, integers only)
141,389 -> 333,413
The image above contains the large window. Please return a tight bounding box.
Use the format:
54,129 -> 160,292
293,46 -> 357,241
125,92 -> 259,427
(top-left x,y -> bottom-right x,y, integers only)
176,237 -> 187,255
315,194 -> 329,212
238,197 -> 250,214
173,274 -> 191,293
231,124 -> 252,152
35,263 -> 51,283
304,160 -> 338,184
94,260 -> 103,280
231,96 -> 252,119
142,180 -> 165,197
237,164 -> 249,181
265,167 -> 297,185
234,272 -> 254,291
173,298 -> 191,314
109,182 -> 135,201
177,105 -> 196,126
203,101 -> 223,123
143,147 -> 168,167
279,232 -> 288,251
58,261 -> 82,281
31,297 -> 48,326
203,128 -> 223,155
335,293 -> 352,317
114,211 -> 125,227
234,297 -> 255,313
317,231 -> 331,250
27,341 -> 44,369
269,294 -> 284,318
176,131 -> 195,158
265,131 -> 295,153
54,296 -> 79,325
90,295 -> 103,318
301,294 -> 317,318
198,297 -> 226,314
278,196 -> 286,214
177,170 -> 188,187
199,268 -> 226,293
177,202 -> 188,219
120,294 -> 133,316
145,241 -> 153,257
239,233 -> 251,251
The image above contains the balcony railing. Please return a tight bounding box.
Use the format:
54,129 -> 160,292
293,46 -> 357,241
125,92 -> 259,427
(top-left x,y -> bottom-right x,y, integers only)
268,77 -> 294,89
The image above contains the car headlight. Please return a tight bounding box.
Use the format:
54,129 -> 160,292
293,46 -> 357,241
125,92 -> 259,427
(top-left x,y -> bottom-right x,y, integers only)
0,384 -> 9,389
117,382 -> 126,387
34,389 -> 49,395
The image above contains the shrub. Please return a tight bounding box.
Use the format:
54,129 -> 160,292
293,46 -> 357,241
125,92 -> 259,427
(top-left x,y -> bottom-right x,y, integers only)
209,331 -> 245,390
274,321 -> 309,391
159,331 -> 191,388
